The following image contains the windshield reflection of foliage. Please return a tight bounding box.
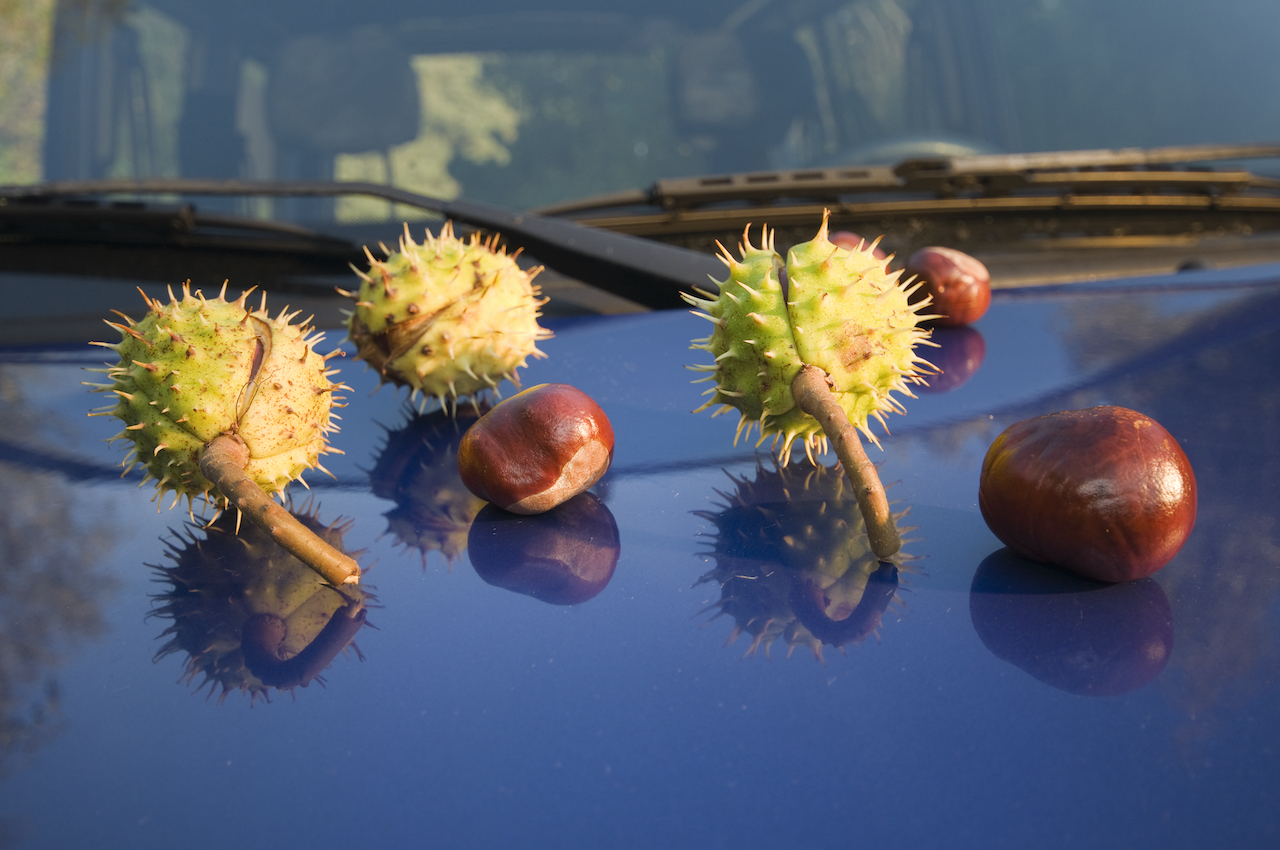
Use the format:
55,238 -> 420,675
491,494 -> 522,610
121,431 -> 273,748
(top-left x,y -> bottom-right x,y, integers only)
334,52 -> 522,221
150,501 -> 371,704
1057,290 -> 1280,747
335,46 -> 697,217
694,455 -> 913,662
0,0 -> 55,184
0,369 -> 118,775
0,0 -> 137,184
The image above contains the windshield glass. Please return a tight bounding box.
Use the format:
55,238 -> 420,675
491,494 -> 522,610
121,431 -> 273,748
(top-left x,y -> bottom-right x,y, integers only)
4,0 -> 1280,221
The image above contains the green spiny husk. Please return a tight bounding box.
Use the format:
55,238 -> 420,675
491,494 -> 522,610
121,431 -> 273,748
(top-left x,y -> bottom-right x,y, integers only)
346,221 -> 553,411
684,211 -> 936,462
89,282 -> 345,509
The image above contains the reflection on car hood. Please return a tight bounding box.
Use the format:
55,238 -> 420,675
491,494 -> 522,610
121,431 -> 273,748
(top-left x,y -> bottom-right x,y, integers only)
0,261 -> 1278,848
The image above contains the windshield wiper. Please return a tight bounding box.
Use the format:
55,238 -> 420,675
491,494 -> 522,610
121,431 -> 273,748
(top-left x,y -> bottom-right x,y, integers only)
9,142 -> 1278,307
0,179 -> 724,309
532,142 -> 1280,231
0,196 -> 358,252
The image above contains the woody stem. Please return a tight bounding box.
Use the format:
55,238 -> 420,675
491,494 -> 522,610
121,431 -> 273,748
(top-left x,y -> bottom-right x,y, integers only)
199,433 -> 362,586
791,365 -> 901,560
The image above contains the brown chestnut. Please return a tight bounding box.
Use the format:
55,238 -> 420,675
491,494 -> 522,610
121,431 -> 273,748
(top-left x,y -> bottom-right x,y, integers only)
904,246 -> 991,326
979,406 -> 1196,583
830,230 -> 888,261
457,383 -> 614,515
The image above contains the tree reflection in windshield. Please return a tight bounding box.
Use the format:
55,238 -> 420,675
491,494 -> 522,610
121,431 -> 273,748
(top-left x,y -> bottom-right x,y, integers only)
26,0 -> 1280,221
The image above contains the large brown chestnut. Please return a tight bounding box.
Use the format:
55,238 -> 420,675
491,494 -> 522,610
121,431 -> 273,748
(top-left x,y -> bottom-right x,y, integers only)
979,406 -> 1196,582
457,383 -> 614,515
904,246 -> 991,326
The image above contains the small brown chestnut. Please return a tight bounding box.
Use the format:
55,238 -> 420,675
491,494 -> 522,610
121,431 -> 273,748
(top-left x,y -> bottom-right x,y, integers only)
978,406 -> 1196,583
904,246 -> 991,326
457,383 -> 614,515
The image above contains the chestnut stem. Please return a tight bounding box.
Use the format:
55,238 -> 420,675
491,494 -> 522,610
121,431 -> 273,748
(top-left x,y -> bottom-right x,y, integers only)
199,434 -> 362,586
791,365 -> 901,560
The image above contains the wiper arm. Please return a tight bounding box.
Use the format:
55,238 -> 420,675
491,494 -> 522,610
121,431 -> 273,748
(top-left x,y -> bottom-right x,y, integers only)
0,196 -> 357,251
11,142 -> 1277,302
533,142 -> 1280,215
893,141 -> 1280,195
896,141 -> 1280,177
0,179 -> 724,309
527,143 -> 1280,248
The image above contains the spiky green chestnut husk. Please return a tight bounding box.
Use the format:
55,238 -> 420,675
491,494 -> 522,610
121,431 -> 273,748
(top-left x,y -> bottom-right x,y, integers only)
684,211 -> 935,461
346,222 -> 553,410
90,283 -> 344,509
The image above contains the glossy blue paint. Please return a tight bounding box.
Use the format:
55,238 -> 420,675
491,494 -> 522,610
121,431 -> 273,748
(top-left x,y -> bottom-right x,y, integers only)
1,265 -> 1277,849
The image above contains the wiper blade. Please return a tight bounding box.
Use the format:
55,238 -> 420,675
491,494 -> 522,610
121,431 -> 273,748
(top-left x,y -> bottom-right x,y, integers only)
533,142 -> 1280,215
893,141 -> 1280,194
0,179 -> 724,309
0,196 -> 357,252
896,141 -> 1280,177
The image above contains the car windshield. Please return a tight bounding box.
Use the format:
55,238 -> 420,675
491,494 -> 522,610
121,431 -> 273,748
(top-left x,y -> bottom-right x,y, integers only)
6,0 -> 1280,223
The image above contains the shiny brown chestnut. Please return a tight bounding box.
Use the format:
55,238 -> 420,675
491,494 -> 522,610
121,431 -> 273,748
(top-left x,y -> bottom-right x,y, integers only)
979,406 -> 1196,583
904,246 -> 991,326
457,383 -> 614,515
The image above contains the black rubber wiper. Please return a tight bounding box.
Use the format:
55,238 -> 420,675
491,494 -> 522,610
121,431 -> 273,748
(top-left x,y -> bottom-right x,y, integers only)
892,141 -> 1280,194
0,179 -> 724,309
532,142 -> 1280,228
0,196 -> 358,252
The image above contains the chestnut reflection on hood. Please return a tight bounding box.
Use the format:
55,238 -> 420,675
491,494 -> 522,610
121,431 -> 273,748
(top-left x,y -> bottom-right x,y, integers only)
969,548 -> 1174,697
467,491 -> 620,606
151,501 -> 371,703
694,456 -> 912,662
368,405 -> 489,568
